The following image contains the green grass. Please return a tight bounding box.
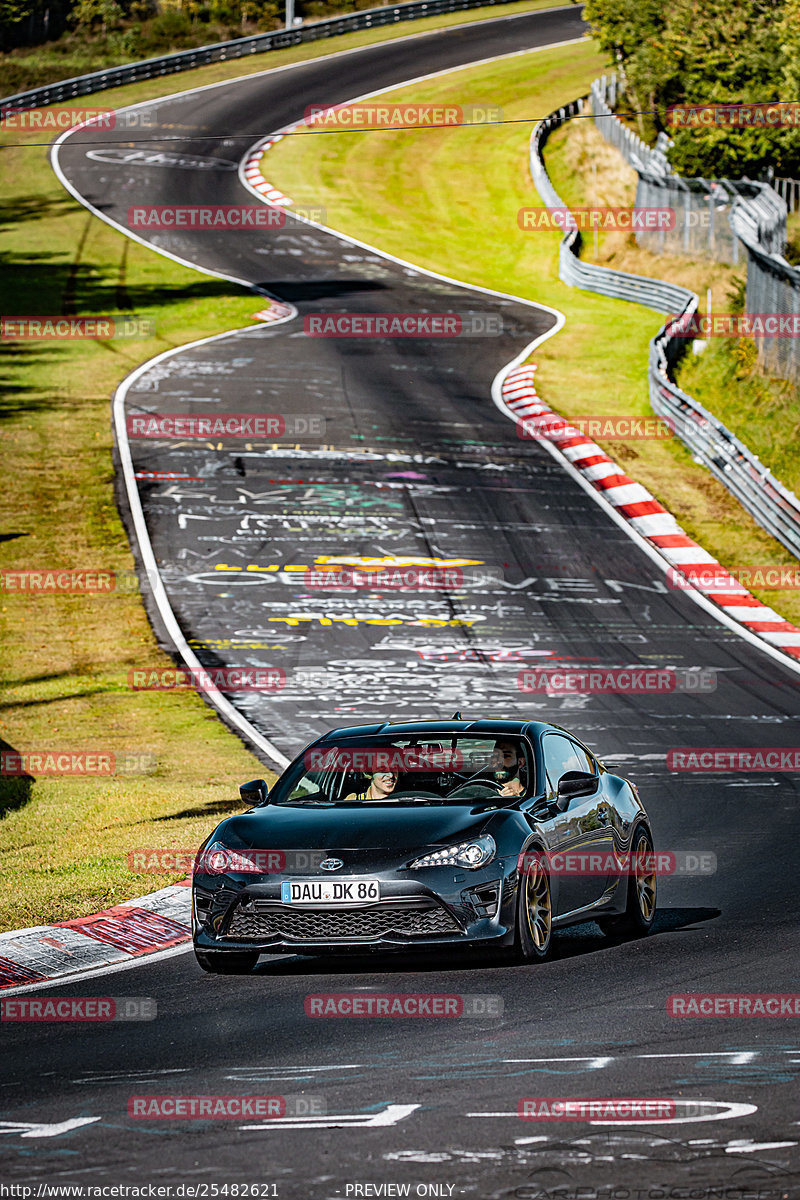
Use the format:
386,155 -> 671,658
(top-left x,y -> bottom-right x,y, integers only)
0,163 -> 278,928
261,37 -> 800,627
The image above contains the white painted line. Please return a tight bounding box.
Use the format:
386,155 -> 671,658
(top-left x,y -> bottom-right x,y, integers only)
725,1140 -> 798,1154
637,1052 -> 759,1063
239,1103 -> 420,1130
0,1118 -> 101,1139
111,332 -> 292,771
502,1057 -> 614,1068
468,1100 -> 758,1125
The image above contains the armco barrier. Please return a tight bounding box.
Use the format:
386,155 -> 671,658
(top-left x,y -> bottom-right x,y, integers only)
1,0 -> 520,114
529,98 -> 800,561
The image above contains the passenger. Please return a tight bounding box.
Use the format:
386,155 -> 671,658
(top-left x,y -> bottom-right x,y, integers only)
344,770 -> 398,801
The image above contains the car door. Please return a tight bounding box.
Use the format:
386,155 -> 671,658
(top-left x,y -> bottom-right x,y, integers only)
540,733 -> 615,914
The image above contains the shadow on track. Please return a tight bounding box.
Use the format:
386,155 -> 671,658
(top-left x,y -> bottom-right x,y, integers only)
250,907 -> 720,975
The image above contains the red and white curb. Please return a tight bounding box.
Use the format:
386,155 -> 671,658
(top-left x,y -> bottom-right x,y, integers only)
0,882 -> 191,990
243,134 -> 295,207
253,297 -> 296,324
502,364 -> 800,660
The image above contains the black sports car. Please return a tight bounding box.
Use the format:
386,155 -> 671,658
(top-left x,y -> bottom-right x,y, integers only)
192,718 -> 656,973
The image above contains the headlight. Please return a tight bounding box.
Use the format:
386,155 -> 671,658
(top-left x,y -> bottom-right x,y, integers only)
195,841 -> 259,875
408,835 -> 496,870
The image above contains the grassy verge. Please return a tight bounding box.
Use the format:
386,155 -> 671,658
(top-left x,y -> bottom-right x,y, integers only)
0,149 -> 276,931
261,37 -> 800,626
1,4 -> 571,932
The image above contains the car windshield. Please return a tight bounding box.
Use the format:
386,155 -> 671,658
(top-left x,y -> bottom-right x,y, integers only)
269,735 -> 533,806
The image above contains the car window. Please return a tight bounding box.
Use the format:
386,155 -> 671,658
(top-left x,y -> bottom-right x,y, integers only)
270,735 -> 532,805
541,734 -> 594,795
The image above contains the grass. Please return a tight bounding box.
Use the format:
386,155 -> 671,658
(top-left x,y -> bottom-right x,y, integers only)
261,37 -> 800,627
0,156 -> 276,930
0,2 -> 571,932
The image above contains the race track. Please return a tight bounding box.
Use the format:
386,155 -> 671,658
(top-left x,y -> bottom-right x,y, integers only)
3,7 -> 800,1196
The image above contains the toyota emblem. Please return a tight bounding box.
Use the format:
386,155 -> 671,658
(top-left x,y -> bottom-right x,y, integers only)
319,857 -> 344,872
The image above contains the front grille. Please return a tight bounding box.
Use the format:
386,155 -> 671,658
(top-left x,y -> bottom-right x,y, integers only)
226,900 -> 461,942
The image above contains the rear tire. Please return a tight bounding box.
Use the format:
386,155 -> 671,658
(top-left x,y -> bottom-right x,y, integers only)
515,853 -> 552,962
195,949 -> 260,974
598,825 -> 656,940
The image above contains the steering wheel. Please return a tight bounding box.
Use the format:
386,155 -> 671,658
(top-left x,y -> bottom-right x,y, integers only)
446,778 -> 506,799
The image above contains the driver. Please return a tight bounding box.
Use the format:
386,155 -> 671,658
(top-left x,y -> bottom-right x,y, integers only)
344,770 -> 397,802
488,739 -> 527,797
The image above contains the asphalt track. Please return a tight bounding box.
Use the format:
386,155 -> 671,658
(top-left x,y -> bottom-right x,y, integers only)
3,6 -> 800,1196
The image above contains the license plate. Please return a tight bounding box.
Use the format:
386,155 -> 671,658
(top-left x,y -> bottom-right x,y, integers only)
280,879 -> 380,905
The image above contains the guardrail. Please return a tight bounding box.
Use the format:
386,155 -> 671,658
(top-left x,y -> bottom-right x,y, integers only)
529,101 -> 693,314
0,0 -> 520,113
529,98 -> 800,560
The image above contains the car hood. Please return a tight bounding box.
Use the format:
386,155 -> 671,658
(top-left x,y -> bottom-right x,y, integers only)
214,802 -> 505,852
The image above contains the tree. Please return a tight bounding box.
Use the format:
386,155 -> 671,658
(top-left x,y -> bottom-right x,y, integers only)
585,0 -> 800,178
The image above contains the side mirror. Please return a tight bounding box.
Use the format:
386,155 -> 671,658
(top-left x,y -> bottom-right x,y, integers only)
239,778 -> 269,806
556,771 -> 599,809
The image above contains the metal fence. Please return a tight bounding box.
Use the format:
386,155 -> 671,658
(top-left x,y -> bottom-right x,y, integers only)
732,210 -> 800,383
0,0 -> 513,112
529,98 -> 800,560
591,76 -> 788,264
589,74 -> 671,177
592,74 -> 800,387
530,101 -> 694,315
774,177 -> 800,213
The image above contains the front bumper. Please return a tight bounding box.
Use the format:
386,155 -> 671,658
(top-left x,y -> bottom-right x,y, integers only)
193,862 -> 518,956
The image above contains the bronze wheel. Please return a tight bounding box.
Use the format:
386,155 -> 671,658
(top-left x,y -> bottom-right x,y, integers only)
516,854 -> 552,961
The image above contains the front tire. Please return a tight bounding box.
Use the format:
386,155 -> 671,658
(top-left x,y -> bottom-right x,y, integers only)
515,854 -> 552,962
598,825 -> 657,940
195,949 -> 260,974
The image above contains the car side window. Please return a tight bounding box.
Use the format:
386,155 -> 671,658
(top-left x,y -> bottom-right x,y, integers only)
541,734 -> 593,796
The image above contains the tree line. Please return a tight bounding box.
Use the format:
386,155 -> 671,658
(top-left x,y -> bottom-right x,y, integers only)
584,0 -> 800,178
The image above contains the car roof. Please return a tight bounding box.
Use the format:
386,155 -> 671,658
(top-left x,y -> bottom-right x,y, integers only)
312,718 -> 571,744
